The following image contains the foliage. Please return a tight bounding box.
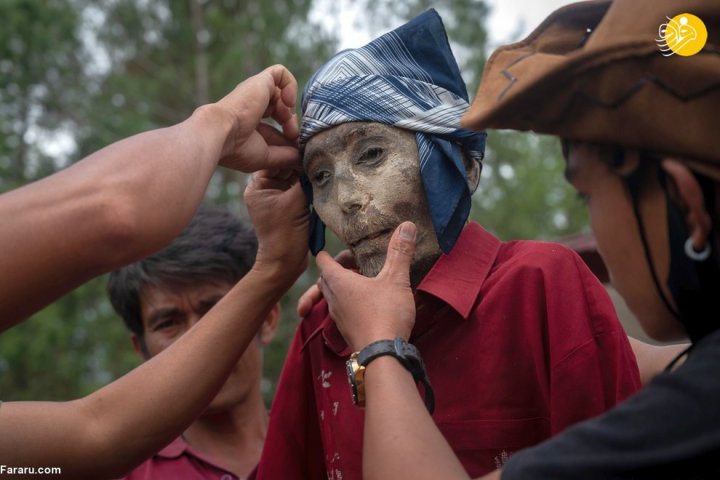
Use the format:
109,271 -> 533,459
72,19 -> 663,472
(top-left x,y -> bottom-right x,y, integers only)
0,0 -> 586,404
475,132 -> 588,241
360,0 -> 490,92
353,0 -> 588,240
0,278 -> 140,400
0,0 -> 88,190
0,0 -> 337,403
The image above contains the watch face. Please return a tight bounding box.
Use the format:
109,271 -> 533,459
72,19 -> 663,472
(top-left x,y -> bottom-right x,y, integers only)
346,356 -> 360,405
346,358 -> 355,380
346,353 -> 366,407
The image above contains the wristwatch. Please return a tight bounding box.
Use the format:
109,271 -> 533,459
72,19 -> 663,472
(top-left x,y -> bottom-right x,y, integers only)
346,336 -> 435,414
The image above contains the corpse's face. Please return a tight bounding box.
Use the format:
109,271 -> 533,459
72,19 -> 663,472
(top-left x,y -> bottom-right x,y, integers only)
304,122 -> 441,286
564,142 -> 686,341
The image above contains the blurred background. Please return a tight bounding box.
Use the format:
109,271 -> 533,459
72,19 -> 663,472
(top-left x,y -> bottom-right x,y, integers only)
1,0 -> 642,404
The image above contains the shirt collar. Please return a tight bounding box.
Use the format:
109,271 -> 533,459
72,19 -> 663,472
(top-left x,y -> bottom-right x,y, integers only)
416,222 -> 500,319
312,222 -> 501,356
156,436 -> 189,459
155,436 -> 231,474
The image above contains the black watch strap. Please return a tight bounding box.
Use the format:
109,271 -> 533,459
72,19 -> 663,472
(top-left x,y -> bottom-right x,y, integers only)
356,337 -> 435,414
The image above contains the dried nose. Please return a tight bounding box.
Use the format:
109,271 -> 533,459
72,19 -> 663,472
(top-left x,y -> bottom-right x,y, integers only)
336,177 -> 367,214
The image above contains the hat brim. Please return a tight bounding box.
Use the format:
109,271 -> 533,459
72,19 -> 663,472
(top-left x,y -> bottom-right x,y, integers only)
463,0 -> 720,173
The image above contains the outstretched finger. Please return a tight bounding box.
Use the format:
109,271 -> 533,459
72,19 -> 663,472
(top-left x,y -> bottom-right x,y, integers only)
378,222 -> 416,284
263,95 -> 298,141
263,64 -> 297,109
316,251 -> 352,298
316,251 -> 343,280
265,146 -> 301,171
257,122 -> 298,148
335,250 -> 358,271
263,65 -> 298,138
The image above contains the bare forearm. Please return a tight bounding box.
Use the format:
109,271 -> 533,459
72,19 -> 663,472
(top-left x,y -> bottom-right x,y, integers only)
319,224 -> 501,480
363,339 -> 690,480
92,268 -> 289,474
0,265 -> 295,479
628,337 -> 689,385
362,356 -> 470,480
0,105 -> 230,330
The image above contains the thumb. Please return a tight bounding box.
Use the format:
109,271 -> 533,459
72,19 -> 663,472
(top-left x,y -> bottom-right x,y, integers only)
379,222 -> 416,283
316,251 -> 351,300
316,251 -> 345,282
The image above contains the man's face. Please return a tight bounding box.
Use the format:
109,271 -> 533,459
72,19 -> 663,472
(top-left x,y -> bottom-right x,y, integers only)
304,122 -> 442,284
136,281 -> 268,415
564,142 -> 686,341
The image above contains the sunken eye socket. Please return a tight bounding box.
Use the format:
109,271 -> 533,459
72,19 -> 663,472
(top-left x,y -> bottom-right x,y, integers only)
358,147 -> 384,164
312,170 -> 331,187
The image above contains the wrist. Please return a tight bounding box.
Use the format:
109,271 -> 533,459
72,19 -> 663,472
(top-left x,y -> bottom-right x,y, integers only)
351,330 -> 410,352
346,336 -> 434,414
251,255 -> 307,290
189,104 -> 234,160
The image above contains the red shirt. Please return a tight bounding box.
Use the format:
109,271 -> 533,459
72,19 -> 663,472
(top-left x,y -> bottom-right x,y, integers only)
251,223 -> 641,479
121,437 -> 238,480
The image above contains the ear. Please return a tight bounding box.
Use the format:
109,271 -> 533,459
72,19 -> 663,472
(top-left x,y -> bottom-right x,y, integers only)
662,159 -> 712,251
259,303 -> 280,346
131,334 -> 151,360
462,152 -> 481,193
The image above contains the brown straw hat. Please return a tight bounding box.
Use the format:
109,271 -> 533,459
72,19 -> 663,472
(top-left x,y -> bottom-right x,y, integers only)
463,0 -> 720,177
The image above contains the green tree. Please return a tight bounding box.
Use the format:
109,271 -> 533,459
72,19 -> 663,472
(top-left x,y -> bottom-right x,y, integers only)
356,0 -> 588,240
0,280 -> 139,400
1,0 -> 339,402
75,0 -> 337,212
478,132 -> 588,240
0,0 -> 133,402
0,0 -> 88,190
0,0 -> 588,404
73,0 -> 339,403
354,0 -> 489,87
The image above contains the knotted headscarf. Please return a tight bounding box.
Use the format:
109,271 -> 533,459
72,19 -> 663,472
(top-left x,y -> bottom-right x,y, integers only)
300,8 -> 487,254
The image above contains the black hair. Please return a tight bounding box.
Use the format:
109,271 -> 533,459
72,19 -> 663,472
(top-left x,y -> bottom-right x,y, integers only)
604,146 -> 720,343
561,140 -> 720,341
107,203 -> 257,340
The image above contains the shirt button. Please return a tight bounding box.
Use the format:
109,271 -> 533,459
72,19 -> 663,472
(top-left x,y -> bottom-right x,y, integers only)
220,475 -> 234,480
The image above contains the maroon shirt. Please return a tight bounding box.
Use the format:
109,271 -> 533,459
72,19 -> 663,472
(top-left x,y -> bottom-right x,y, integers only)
252,223 -> 641,479
121,437 -> 238,480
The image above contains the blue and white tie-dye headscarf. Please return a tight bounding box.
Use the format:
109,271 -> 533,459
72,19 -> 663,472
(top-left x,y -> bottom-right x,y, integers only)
300,8 -> 487,255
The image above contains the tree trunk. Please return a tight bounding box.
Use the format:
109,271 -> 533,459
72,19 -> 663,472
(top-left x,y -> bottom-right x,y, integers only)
189,0 -> 210,107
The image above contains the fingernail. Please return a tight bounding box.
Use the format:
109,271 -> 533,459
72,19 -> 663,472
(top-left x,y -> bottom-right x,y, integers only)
399,222 -> 416,241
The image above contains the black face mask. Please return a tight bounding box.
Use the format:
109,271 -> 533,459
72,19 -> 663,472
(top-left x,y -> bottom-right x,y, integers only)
624,157 -> 720,344
664,172 -> 720,343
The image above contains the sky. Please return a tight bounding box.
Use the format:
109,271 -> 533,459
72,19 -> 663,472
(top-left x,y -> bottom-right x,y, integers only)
331,0 -> 575,49
485,0 -> 574,45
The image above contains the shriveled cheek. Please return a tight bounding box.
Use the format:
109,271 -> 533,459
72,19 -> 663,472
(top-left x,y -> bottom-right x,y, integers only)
392,200 -> 417,221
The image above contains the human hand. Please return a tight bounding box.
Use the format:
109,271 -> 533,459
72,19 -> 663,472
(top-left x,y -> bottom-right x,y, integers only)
317,222 -> 417,351
244,168 -> 309,283
296,250 -> 356,317
215,64 -> 300,172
